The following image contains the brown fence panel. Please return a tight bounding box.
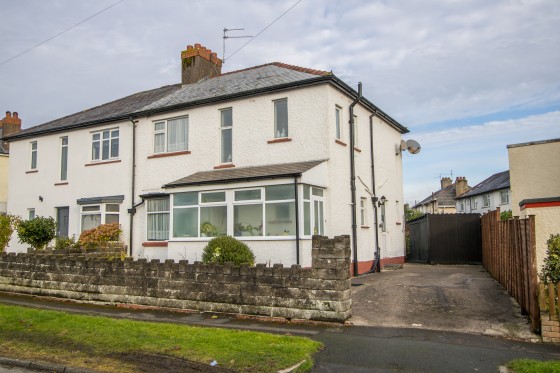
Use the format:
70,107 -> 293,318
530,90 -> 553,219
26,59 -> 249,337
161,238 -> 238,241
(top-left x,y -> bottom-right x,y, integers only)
481,209 -> 539,332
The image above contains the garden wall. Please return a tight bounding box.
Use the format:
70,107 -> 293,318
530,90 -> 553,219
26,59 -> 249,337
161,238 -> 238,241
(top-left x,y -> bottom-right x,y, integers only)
0,235 -> 351,322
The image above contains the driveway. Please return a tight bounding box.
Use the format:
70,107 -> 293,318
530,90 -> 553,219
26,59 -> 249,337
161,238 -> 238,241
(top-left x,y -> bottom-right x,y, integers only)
350,264 -> 538,341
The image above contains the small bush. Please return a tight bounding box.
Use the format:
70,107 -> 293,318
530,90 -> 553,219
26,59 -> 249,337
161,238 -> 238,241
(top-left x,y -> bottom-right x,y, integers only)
54,235 -> 77,250
539,234 -> 560,284
78,223 -> 122,248
17,216 -> 56,250
500,210 -> 513,221
202,236 -> 255,266
0,214 -> 20,253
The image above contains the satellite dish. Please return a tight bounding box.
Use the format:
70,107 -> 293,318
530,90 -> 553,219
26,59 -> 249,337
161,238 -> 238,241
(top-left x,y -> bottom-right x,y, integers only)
406,139 -> 421,154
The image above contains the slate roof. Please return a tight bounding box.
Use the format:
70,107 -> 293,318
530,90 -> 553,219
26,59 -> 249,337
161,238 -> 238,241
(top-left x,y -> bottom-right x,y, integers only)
413,183 -> 458,209
458,171 -> 510,199
5,62 -> 408,141
163,160 -> 325,188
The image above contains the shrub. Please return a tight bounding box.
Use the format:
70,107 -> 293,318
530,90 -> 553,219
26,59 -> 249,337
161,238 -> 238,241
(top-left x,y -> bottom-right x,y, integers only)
539,234 -> 560,284
202,236 -> 255,266
78,223 -> 122,248
0,214 -> 20,253
500,210 -> 513,221
54,235 -> 77,250
17,216 -> 56,250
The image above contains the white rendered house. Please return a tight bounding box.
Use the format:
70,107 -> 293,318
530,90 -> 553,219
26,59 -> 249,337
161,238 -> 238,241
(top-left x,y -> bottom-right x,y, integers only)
456,171 -> 511,214
5,43 -> 409,274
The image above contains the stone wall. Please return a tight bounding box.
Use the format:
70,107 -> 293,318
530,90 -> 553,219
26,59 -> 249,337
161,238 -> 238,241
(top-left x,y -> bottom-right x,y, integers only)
0,235 -> 351,322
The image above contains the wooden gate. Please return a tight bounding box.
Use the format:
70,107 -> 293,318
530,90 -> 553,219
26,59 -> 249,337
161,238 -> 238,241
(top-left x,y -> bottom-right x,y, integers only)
408,213 -> 482,264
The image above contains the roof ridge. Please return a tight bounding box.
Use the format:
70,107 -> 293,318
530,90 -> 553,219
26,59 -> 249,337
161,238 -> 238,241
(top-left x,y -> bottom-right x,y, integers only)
219,62 -> 331,77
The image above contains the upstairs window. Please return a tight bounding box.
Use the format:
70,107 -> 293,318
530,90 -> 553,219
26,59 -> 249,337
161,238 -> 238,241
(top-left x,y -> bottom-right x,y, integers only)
360,197 -> 367,226
483,194 -> 491,207
220,108 -> 232,163
60,137 -> 68,181
30,141 -> 37,170
335,106 -> 342,140
92,129 -> 119,161
500,190 -> 509,205
274,99 -> 288,138
353,115 -> 359,148
154,117 -> 188,154
459,200 -> 465,212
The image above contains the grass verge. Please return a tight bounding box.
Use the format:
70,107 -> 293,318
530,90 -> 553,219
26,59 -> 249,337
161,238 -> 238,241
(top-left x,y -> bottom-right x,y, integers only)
0,304 -> 322,372
507,359 -> 560,373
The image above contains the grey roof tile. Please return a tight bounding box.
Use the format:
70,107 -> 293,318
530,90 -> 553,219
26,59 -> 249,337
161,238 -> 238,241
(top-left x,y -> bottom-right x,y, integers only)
414,183 -> 459,208
164,160 -> 326,188
459,171 -> 509,198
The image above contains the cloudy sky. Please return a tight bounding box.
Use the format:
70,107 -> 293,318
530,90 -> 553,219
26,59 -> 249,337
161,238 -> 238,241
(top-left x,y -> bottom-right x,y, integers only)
1,0 -> 559,204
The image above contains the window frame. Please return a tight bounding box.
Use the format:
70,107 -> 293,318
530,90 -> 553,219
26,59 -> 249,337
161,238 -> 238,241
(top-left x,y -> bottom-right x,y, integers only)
80,203 -> 120,232
28,208 -> 35,220
146,197 -> 170,241
500,190 -> 509,205
91,128 -> 119,162
273,98 -> 288,139
360,197 -> 367,226
352,115 -> 359,149
153,116 -> 189,154
220,108 -> 233,164
30,141 -> 37,170
335,106 -> 342,140
60,136 -> 68,181
483,194 -> 491,208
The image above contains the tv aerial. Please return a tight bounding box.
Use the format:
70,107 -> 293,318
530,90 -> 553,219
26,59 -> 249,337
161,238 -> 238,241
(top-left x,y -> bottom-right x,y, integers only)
396,139 -> 421,155
222,28 -> 252,64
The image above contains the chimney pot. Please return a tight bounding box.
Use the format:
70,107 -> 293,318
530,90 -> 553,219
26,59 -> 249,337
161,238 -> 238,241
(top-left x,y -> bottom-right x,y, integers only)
194,43 -> 201,48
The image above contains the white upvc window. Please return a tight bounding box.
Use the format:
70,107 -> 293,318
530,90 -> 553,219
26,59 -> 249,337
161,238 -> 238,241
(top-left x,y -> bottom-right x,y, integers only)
352,115 -> 359,148
459,200 -> 465,212
335,106 -> 342,140
500,190 -> 509,205
302,186 -> 324,236
60,136 -> 68,181
483,194 -> 491,207
153,116 -> 188,154
92,128 -> 119,161
220,108 -> 232,163
147,198 -> 170,241
360,197 -> 367,226
274,98 -> 288,138
380,202 -> 386,232
81,203 -> 120,232
28,208 -> 35,220
30,141 -> 37,170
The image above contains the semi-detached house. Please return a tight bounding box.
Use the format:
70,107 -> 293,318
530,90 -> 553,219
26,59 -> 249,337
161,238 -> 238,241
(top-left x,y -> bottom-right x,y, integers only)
5,43 -> 409,275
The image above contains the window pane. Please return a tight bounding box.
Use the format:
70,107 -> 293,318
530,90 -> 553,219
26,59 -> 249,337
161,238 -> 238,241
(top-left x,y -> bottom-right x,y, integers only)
31,142 -> 37,150
147,198 -> 169,212
82,205 -> 100,212
148,213 -> 169,240
111,137 -> 119,158
201,191 -> 226,203
31,150 -> 37,169
274,99 -> 288,138
265,202 -> 295,236
234,204 -> 263,237
173,207 -> 198,237
265,185 -> 294,201
92,140 -> 100,160
61,145 -> 68,180
81,214 -> 101,232
174,192 -> 198,206
105,214 -> 119,225
102,131 -> 110,139
304,201 -> 310,235
102,139 -> 110,160
154,133 -> 165,153
167,118 -> 188,152
111,129 -> 119,138
235,189 -> 261,201
106,204 -> 120,212
221,108 -> 232,128
303,185 -> 310,200
200,206 -> 227,237
154,122 -> 165,131
335,108 -> 341,139
221,128 -> 232,163
93,133 -> 100,141
312,187 -> 324,197
61,137 -> 68,146
28,209 -> 35,220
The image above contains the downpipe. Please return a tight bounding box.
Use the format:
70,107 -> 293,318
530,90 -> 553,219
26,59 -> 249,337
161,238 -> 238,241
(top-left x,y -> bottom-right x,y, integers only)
349,82 -> 362,276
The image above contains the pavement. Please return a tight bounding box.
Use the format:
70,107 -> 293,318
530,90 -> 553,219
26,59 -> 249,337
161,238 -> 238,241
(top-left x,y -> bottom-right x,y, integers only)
1,264 -> 559,372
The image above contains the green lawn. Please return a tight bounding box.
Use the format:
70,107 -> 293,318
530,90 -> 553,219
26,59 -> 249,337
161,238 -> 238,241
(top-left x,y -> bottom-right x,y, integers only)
0,304 -> 322,372
508,359 -> 560,373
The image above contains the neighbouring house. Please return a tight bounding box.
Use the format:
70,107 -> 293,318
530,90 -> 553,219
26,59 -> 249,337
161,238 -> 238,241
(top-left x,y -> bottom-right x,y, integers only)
4,43 -> 409,274
508,138 -> 560,270
455,171 -> 511,214
0,111 -> 22,213
413,176 -> 469,214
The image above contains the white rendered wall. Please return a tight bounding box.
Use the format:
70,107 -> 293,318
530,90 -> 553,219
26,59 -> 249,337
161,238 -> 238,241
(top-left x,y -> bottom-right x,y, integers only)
7,122 -> 132,252
0,154 -> 8,213
456,189 -> 511,214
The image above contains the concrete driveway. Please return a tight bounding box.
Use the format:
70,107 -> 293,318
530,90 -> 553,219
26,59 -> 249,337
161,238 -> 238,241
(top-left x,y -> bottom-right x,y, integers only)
350,264 -> 538,341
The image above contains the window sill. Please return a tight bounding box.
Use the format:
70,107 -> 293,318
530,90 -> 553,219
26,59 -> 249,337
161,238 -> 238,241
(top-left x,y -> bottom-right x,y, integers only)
335,139 -> 347,147
85,159 -> 121,167
148,150 -> 191,159
142,241 -> 168,247
214,164 -> 235,170
25,170 -> 38,174
354,147 -> 362,153
396,222 -> 402,225
267,137 -> 292,144
361,226 -> 370,229
54,182 -> 68,186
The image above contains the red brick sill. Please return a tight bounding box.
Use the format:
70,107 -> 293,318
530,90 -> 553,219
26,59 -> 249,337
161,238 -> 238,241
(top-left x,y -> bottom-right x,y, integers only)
214,164 -> 235,169
142,241 -> 168,247
354,147 -> 362,153
85,159 -> 121,167
148,150 -> 191,159
335,139 -> 347,147
54,182 -> 69,186
396,222 -> 402,225
267,138 -> 292,144
25,170 -> 38,174
361,226 -> 370,229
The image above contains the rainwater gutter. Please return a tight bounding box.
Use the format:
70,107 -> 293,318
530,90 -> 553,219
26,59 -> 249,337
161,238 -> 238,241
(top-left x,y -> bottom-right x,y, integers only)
349,82 -> 362,276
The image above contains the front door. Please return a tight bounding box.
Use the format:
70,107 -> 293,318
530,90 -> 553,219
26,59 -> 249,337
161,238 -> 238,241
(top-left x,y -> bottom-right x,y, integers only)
56,207 -> 69,237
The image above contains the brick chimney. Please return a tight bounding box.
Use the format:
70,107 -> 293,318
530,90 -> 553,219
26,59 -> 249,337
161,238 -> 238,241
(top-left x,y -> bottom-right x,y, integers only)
455,176 -> 468,197
181,43 -> 222,85
0,111 -> 22,153
440,177 -> 452,190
